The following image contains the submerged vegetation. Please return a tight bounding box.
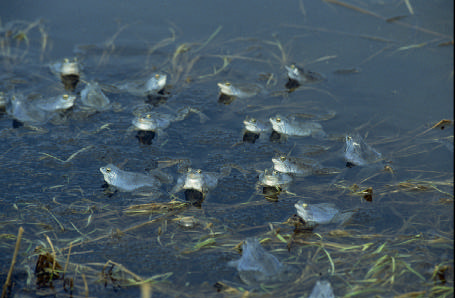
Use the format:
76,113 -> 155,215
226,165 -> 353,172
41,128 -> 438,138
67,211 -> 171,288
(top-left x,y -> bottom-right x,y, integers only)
0,1 -> 453,298
0,18 -> 48,67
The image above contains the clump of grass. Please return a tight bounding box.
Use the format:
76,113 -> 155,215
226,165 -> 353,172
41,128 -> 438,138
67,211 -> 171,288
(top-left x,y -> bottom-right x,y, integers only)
0,18 -> 48,67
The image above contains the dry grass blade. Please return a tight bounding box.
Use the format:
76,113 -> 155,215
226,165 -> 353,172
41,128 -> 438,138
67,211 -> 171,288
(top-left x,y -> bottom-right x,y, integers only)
102,260 -> 143,282
323,0 -> 382,18
294,85 -> 339,102
38,24 -> 47,61
299,0 -> 306,16
45,234 -> 58,276
438,40 -> 454,47
386,16 -> 408,23
308,55 -> 337,64
401,262 -> 425,281
193,238 -> 217,250
322,0 -> 451,39
96,260 -> 173,289
181,238 -> 217,254
147,27 -> 176,56
432,119 -> 454,129
294,239 -> 373,251
141,282 -> 151,298
39,145 -> 94,163
396,181 -> 434,191
394,291 -> 427,298
82,273 -> 88,298
63,208 -> 183,251
404,0 -> 414,15
45,207 -> 65,231
98,23 -> 130,66
343,288 -> 389,297
263,38 -> 289,64
181,55 -> 200,82
213,281 -> 242,294
285,24 -> 395,44
396,42 -> 428,51
334,68 -> 360,74
206,53 -> 268,64
195,25 -> 222,53
1,227 -> 23,298
365,255 -> 390,279
359,46 -> 390,65
1,18 -> 47,65
63,243 -> 72,278
321,247 -> 335,275
429,286 -> 454,297
125,201 -> 189,214
197,55 -> 231,79
170,25 -> 223,83
388,178 -> 454,197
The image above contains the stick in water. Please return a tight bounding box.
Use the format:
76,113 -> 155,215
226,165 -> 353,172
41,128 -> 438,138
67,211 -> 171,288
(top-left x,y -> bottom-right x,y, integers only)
1,227 -> 24,298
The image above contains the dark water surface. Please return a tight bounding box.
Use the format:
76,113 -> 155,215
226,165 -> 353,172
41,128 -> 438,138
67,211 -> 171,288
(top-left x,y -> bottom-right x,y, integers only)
0,1 -> 453,297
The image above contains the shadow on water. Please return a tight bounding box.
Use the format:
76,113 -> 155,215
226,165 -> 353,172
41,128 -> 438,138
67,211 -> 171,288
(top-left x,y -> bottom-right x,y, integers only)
0,1 -> 453,297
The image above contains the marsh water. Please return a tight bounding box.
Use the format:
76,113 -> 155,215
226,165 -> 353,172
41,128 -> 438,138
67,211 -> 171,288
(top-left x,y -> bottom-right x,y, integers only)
0,1 -> 453,297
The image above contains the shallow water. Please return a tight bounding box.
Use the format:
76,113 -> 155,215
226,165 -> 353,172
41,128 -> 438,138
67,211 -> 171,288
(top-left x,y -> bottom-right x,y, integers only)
0,1 -> 453,297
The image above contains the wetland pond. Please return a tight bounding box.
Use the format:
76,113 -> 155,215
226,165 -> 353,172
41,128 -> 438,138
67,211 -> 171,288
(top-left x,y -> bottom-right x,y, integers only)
0,1 -> 453,297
